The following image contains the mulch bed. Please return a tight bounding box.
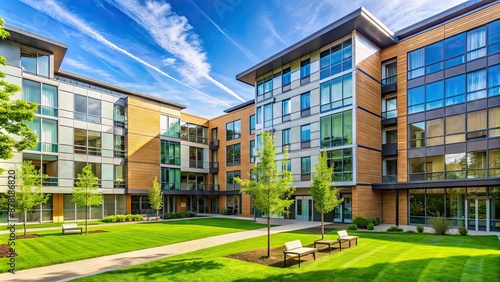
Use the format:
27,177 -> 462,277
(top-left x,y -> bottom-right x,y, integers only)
226,223 -> 348,268
0,244 -> 17,258
15,234 -> 42,239
86,230 -> 108,234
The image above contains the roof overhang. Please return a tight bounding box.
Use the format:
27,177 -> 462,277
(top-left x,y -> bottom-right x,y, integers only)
5,24 -> 67,71
372,178 -> 500,190
56,70 -> 187,109
223,99 -> 255,113
236,7 -> 396,86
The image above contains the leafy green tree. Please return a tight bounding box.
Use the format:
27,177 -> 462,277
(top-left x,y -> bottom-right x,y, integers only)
0,18 -> 38,174
148,176 -> 163,218
236,131 -> 295,258
72,164 -> 102,234
309,151 -> 343,239
0,161 -> 49,235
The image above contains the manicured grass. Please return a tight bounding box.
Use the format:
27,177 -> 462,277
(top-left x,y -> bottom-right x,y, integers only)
0,218 -> 265,273
4,220 -> 104,230
79,229 -> 500,282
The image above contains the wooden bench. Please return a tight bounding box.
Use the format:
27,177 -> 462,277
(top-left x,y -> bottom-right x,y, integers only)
314,239 -> 341,253
337,230 -> 358,248
283,239 -> 317,267
62,223 -> 82,235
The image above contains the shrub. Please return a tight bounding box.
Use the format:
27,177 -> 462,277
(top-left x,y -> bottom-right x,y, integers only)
371,217 -> 380,226
163,212 -> 197,219
367,223 -> 374,230
417,224 -> 424,233
458,226 -> 468,236
387,225 -> 403,232
429,217 -> 451,235
347,224 -> 358,230
352,216 -> 370,229
220,208 -> 232,215
102,214 -> 144,223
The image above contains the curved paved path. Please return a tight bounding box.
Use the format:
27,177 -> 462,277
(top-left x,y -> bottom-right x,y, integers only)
1,218 -> 321,282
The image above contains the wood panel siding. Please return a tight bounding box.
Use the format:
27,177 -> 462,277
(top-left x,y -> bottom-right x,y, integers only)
127,163 -> 159,190
352,185 -> 382,218
444,3 -> 500,38
357,147 -> 381,184
356,108 -> 382,151
382,190 -> 396,223
241,194 -> 251,217
356,72 -> 381,115
52,194 -> 64,223
181,112 -> 209,127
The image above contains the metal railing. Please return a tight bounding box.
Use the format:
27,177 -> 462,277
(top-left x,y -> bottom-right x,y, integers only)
381,75 -> 397,86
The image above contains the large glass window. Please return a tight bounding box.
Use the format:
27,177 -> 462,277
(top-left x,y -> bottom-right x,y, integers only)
408,86 -> 425,114
263,103 -> 273,128
489,20 -> 500,55
489,64 -> 500,97
409,122 -> 425,148
467,109 -> 487,140
22,79 -> 58,117
320,38 -> 352,79
445,114 -> 465,144
409,189 -> 426,224
21,49 -> 49,77
408,48 -> 425,79
282,67 -> 291,87
226,144 -> 241,166
256,107 -> 262,124
161,167 -> 181,190
301,124 -> 311,148
282,128 -> 291,152
160,115 -> 181,138
282,99 -> 291,122
226,171 -> 241,191
327,149 -> 353,182
489,149 -> 500,177
425,42 -> 443,74
467,69 -> 487,101
300,59 -> 310,78
467,26 -> 486,61
114,104 -> 126,127
250,140 -> 256,163
425,80 -> 444,110
27,118 -> 58,153
445,74 -> 466,106
467,151 -> 487,178
161,140 -> 180,165
189,147 -> 204,169
249,115 -> 255,134
114,135 -> 125,158
301,92 -> 310,117
301,157 -> 311,181
382,98 -> 397,119
74,95 -> 101,123
74,129 -> 101,156
489,107 -> 500,138
320,110 -> 352,148
320,73 -> 352,112
226,120 -> 241,141
426,118 -> 444,146
256,75 -> 273,102
181,122 -> 207,143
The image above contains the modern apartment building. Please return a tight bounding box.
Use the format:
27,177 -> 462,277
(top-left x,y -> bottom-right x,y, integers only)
0,0 -> 499,233
236,0 -> 500,231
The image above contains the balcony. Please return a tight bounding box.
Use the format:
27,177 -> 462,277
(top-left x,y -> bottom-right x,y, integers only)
189,160 -> 205,169
209,139 -> 219,150
181,134 -> 208,144
382,143 -> 398,157
381,75 -> 397,96
209,161 -> 219,173
161,182 -> 219,192
161,156 -> 181,166
301,174 -> 311,181
226,159 -> 241,167
29,142 -> 58,153
42,177 -> 58,186
382,175 -> 397,183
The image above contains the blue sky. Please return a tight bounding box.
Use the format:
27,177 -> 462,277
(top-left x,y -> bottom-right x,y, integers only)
1,0 -> 466,117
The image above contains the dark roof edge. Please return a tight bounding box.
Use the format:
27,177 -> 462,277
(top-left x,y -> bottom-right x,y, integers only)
5,24 -> 67,48
395,0 -> 498,40
223,99 -> 255,113
372,178 -> 500,190
56,70 -> 187,109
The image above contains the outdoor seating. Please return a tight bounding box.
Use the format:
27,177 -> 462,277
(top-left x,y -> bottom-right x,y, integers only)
283,239 -> 317,267
62,223 -> 82,235
337,230 -> 358,248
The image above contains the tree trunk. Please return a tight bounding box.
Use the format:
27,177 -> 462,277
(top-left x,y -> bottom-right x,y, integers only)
321,212 -> 325,240
267,215 -> 270,258
85,206 -> 88,235
156,209 -> 159,219
24,211 -> 27,236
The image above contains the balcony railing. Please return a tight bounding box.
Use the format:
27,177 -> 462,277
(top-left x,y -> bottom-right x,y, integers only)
382,175 -> 397,183
42,177 -> 58,186
189,160 -> 206,169
74,178 -> 102,188
209,162 -> 219,173
181,134 -> 208,144
114,180 -> 126,188
209,139 -> 219,149
29,142 -> 58,153
226,159 -> 241,167
161,156 -> 181,166
381,75 -> 397,86
161,182 -> 219,191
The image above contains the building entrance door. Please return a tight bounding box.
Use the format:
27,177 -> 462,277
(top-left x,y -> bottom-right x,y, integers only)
295,196 -> 313,221
467,198 -> 490,231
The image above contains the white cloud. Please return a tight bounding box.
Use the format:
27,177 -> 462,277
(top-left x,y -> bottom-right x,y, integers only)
105,0 -> 246,102
260,14 -> 288,48
18,0 -> 232,107
161,57 -> 176,66
63,57 -> 114,80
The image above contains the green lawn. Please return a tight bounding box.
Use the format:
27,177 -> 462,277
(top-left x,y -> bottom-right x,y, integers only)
4,220 -> 104,230
0,218 -> 265,273
79,230 -> 500,282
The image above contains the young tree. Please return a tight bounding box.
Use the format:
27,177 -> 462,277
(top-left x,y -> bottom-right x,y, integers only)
0,18 -> 38,174
236,131 -> 295,258
148,176 -> 163,218
309,151 -> 343,239
72,164 -> 102,234
0,161 -> 50,235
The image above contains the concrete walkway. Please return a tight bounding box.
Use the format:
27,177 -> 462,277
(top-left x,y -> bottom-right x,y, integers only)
0,218 -> 321,282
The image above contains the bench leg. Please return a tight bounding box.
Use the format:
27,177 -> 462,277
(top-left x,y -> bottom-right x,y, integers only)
284,253 -> 286,267
313,252 -> 316,261
298,254 -> 301,268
